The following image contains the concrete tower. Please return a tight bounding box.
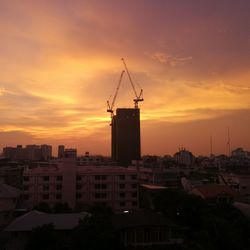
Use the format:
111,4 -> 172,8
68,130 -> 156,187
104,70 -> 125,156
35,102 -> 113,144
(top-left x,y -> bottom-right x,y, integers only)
112,108 -> 141,166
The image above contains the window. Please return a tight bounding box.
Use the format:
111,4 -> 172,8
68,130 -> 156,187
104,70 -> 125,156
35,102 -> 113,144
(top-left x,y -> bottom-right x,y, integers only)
95,193 -> 101,198
23,194 -> 29,200
76,175 -> 82,181
119,184 -> 125,189
76,193 -> 82,199
23,176 -> 30,182
132,192 -> 137,198
43,185 -> 49,191
43,194 -> 49,200
56,194 -> 62,199
23,185 -> 29,191
119,175 -> 125,180
101,193 -> 107,198
131,175 -> 137,180
119,192 -> 126,198
95,175 -> 107,180
95,184 -> 107,189
120,201 -> 125,207
76,184 -> 82,190
132,201 -> 138,206
131,184 -> 137,189
95,193 -> 107,199
43,176 -> 49,182
56,184 -> 62,190
56,176 -> 63,181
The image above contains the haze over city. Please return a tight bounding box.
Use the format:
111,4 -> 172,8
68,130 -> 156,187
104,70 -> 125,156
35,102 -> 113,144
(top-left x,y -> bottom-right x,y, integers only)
1,0 -> 250,156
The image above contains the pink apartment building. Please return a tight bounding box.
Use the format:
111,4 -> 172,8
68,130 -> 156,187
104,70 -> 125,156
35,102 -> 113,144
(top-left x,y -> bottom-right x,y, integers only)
22,158 -> 139,212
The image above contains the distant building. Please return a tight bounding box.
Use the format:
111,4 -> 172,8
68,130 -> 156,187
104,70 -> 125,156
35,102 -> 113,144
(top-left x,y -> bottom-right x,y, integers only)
129,164 -> 181,188
58,145 -> 65,158
174,148 -> 194,167
231,147 -> 248,158
112,108 -> 141,166
63,148 -> 77,158
220,173 -> 250,202
190,185 -> 237,204
3,145 -> 52,161
77,152 -> 108,166
0,182 -> 20,228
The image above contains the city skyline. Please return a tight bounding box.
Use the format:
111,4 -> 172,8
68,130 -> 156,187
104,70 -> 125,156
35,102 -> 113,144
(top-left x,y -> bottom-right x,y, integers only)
1,0 -> 250,156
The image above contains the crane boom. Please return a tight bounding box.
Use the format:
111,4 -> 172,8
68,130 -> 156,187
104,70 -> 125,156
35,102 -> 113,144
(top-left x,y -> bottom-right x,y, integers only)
107,70 -> 125,117
121,58 -> 143,108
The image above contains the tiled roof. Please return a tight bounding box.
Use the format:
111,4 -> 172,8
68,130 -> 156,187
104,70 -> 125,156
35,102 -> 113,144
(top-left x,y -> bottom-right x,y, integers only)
193,185 -> 237,199
5,210 -> 90,231
0,183 -> 20,198
111,211 -> 175,229
140,184 -> 167,190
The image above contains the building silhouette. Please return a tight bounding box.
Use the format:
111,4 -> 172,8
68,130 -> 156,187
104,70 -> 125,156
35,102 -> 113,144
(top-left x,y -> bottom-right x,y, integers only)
112,108 -> 141,166
58,145 -> 65,158
3,144 -> 52,161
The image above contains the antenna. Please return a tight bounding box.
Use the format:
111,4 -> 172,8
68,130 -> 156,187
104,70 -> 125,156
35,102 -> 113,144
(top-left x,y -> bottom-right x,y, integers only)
227,127 -> 231,156
210,134 -> 213,156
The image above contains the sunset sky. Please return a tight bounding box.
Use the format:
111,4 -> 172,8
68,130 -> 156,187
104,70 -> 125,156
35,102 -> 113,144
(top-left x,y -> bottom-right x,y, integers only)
1,0 -> 250,156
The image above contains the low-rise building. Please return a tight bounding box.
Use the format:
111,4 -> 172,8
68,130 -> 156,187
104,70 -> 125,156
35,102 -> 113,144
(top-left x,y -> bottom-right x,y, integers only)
220,172 -> 250,202
0,182 -> 20,228
3,145 -> 52,161
111,211 -> 183,249
4,210 -> 89,250
22,157 -> 139,212
190,185 -> 237,204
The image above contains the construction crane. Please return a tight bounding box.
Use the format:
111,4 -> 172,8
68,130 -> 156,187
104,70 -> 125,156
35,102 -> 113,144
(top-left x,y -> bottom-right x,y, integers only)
121,58 -> 144,108
107,70 -> 125,121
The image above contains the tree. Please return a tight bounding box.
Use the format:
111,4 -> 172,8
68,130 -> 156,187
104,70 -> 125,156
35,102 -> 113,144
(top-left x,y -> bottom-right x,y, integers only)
53,202 -> 72,213
34,202 -> 52,213
153,188 -> 250,250
69,213 -> 123,250
25,224 -> 66,250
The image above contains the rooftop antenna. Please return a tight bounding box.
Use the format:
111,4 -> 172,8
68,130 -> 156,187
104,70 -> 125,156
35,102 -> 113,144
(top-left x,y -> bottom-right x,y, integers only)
227,127 -> 231,156
210,134 -> 213,157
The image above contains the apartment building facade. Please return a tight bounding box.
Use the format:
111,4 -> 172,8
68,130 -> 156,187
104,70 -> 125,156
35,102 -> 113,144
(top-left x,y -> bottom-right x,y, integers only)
22,158 -> 139,211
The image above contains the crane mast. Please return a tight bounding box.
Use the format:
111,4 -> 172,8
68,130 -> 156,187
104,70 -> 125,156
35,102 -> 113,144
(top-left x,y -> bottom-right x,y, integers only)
107,70 -> 125,121
121,58 -> 144,108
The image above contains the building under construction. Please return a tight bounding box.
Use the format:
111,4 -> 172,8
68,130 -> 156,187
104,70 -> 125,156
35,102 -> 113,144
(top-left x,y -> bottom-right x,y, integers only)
112,108 -> 141,166
107,58 -> 143,166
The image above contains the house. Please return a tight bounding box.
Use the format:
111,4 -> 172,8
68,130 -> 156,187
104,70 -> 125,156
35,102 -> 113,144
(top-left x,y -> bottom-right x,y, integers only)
190,185 -> 237,204
0,182 -> 20,229
4,210 -> 89,250
111,211 -> 183,249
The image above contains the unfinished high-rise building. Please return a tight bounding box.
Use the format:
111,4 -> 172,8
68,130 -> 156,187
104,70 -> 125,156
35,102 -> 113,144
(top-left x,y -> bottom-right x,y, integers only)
112,108 -> 141,166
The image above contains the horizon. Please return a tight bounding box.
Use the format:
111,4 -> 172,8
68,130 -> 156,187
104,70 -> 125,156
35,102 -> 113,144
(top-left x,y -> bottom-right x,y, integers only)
1,0 -> 250,156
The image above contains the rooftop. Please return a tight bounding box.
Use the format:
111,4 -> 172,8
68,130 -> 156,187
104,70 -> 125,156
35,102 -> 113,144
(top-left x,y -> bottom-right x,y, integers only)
5,210 -> 90,231
0,182 -> 20,198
